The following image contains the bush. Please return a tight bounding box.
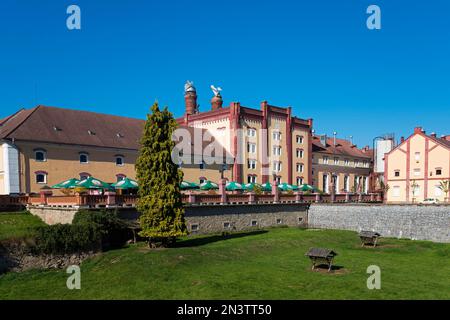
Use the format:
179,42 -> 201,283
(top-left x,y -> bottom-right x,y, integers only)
34,223 -> 100,254
73,210 -> 131,249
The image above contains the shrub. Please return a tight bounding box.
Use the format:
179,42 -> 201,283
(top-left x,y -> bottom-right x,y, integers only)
34,223 -> 100,254
73,210 -> 131,249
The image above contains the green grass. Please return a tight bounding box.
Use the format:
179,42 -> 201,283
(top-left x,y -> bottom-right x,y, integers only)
0,226 -> 449,299
0,211 -> 45,241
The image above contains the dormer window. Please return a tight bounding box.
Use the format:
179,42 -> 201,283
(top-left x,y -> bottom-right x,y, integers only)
34,149 -> 47,162
115,155 -> 124,166
79,152 -> 89,164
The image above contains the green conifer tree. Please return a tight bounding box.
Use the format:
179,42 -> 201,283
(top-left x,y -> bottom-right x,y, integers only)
136,102 -> 187,247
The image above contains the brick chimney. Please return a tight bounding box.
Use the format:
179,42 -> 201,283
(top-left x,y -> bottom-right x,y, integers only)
184,81 -> 197,115
400,136 -> 405,143
211,95 -> 223,110
430,132 -> 437,138
414,126 -> 423,134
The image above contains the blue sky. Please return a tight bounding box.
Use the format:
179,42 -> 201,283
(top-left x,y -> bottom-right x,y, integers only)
0,0 -> 449,147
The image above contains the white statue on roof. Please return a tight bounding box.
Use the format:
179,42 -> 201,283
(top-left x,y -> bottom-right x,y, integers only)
210,85 -> 222,97
184,80 -> 196,93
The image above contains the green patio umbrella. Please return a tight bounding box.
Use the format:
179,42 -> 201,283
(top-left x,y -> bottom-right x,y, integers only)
199,180 -> 219,190
261,182 -> 273,192
112,178 -> 138,189
51,178 -> 80,189
278,183 -> 299,191
76,176 -> 111,189
243,182 -> 261,191
180,181 -> 199,190
225,181 -> 244,191
298,184 -> 316,192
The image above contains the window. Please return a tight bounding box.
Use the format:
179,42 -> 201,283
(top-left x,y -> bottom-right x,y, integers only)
115,155 -> 124,166
273,161 -> 282,172
414,152 -> 420,161
412,185 -> 420,196
436,168 -> 442,175
251,220 -> 258,227
247,143 -> 256,154
272,131 -> 281,141
394,170 -> 400,177
199,177 -> 206,184
344,159 -> 349,166
275,176 -> 282,184
247,159 -> 257,170
296,163 -> 304,173
344,176 -> 349,192
273,146 -> 282,156
413,168 -> 421,176
363,160 -> 368,168
34,149 -> 47,162
298,217 -> 303,223
199,161 -> 206,170
296,177 -> 303,185
191,224 -> 199,232
35,171 -> 47,184
323,156 -> 329,164
116,174 -> 126,182
223,222 -> 231,229
79,152 -> 89,164
79,173 -> 90,181
296,135 -> 304,144
354,160 -> 359,167
276,218 -> 282,225
247,128 -> 256,137
393,186 -> 400,197
322,174 -> 329,193
247,175 -> 257,183
334,157 -> 339,165
296,149 -> 304,158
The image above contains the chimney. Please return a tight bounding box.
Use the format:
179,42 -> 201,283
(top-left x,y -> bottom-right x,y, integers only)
184,81 -> 197,115
211,95 -> 223,110
400,136 -> 405,143
414,127 -> 423,134
362,145 -> 370,152
430,132 -> 437,138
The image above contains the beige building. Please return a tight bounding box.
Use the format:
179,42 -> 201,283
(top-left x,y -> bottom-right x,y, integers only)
385,127 -> 450,203
311,135 -> 373,193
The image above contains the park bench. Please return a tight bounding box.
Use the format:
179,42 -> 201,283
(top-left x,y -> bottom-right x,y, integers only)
305,248 -> 338,272
359,231 -> 381,247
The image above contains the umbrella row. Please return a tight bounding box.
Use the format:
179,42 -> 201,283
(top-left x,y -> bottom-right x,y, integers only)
51,177 -> 318,193
181,180 -> 318,192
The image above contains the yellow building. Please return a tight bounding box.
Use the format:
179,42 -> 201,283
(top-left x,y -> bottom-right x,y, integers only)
311,135 -> 373,193
385,127 -> 450,203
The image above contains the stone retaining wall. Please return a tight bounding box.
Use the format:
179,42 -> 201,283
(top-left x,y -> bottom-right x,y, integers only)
308,204 -> 450,243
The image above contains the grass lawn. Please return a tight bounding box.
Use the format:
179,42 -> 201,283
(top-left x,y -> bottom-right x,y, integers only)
0,211 -> 45,241
0,226 -> 449,299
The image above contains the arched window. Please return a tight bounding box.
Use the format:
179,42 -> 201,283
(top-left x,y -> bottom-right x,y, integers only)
35,171 -> 48,184
115,155 -> 124,166
79,152 -> 89,164
116,174 -> 126,182
79,172 -> 91,181
34,149 -> 47,162
199,176 -> 207,184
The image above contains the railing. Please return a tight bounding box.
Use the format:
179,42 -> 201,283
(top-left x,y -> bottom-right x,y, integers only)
2,191 -> 383,209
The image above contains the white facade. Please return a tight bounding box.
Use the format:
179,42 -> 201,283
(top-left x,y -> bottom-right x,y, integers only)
1,142 -> 20,194
375,139 -> 394,173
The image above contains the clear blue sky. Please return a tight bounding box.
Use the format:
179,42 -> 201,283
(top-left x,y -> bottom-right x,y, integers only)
1,0 -> 449,147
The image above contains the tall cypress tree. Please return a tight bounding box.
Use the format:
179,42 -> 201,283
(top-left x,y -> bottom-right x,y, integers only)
136,102 -> 187,247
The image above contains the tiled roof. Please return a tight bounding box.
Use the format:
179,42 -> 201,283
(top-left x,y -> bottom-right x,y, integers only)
0,106 -> 230,156
312,135 -> 373,159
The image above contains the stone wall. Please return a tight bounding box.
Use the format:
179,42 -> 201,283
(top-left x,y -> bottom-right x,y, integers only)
27,203 -> 309,235
184,203 -> 309,234
308,204 -> 450,243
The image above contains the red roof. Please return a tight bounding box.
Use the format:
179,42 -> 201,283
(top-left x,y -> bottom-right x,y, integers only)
312,135 -> 373,159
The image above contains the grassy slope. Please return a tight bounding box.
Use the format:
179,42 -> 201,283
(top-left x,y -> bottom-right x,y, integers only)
0,211 -> 45,241
0,227 -> 449,300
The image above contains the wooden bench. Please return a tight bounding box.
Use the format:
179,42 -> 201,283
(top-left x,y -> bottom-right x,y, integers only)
305,248 -> 338,272
359,231 -> 381,247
